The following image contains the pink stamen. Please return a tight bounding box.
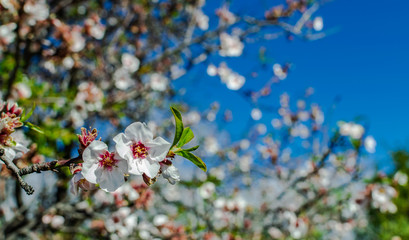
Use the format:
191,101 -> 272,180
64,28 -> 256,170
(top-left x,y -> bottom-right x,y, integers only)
98,151 -> 118,171
131,141 -> 149,159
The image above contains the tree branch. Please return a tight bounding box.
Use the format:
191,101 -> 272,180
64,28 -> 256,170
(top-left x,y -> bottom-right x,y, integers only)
18,156 -> 82,176
275,134 -> 339,201
0,148 -> 34,195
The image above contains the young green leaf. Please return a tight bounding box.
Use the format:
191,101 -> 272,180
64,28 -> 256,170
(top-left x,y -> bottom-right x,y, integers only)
176,150 -> 207,172
177,127 -> 194,148
170,106 -> 184,148
20,104 -> 36,122
25,122 -> 44,134
183,145 -> 199,152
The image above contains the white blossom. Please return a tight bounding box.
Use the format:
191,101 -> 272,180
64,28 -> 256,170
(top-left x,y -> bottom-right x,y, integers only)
114,67 -> 133,90
82,141 -> 128,192
207,64 -> 218,76
149,73 -> 168,92
364,135 -> 376,153
113,122 -> 171,178
394,171 -> 408,186
153,214 -> 168,226
339,122 -> 364,139
219,32 -> 244,57
251,108 -> 262,120
24,0 -> 49,26
216,6 -> 236,25
69,172 -> 97,195
85,17 -> 106,40
273,64 -> 287,80
70,28 -> 86,52
62,56 -> 75,69
371,184 -> 397,213
225,72 -> 245,90
194,9 -> 209,30
0,23 -> 16,49
199,182 -> 215,199
161,164 -> 180,184
121,53 -> 140,73
313,16 -> 324,31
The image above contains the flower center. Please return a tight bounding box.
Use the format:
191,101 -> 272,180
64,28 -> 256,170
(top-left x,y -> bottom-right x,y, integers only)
99,151 -> 118,171
131,141 -> 149,159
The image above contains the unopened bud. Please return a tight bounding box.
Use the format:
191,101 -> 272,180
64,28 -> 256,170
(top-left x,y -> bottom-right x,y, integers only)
142,173 -> 157,186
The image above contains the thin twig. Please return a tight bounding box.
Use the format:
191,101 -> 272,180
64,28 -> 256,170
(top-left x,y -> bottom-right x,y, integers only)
18,156 -> 82,176
0,148 -> 34,195
294,3 -> 319,33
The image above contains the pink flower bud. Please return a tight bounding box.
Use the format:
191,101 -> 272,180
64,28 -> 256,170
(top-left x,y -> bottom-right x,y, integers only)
78,127 -> 98,154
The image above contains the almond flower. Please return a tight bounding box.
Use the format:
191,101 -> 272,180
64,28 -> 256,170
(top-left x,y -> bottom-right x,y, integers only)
82,141 -> 128,192
121,53 -> 140,73
70,171 -> 97,195
313,16 -> 324,31
113,122 -> 171,178
160,160 -> 180,185
219,32 -> 244,57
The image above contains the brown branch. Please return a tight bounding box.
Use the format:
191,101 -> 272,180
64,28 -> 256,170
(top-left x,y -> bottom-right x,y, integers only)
0,148 -> 34,195
18,156 -> 82,176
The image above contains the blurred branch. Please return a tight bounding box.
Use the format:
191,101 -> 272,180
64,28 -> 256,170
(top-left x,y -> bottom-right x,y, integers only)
275,134 -> 339,201
51,0 -> 73,14
5,2 -> 24,100
294,3 -> 319,33
0,149 -> 34,195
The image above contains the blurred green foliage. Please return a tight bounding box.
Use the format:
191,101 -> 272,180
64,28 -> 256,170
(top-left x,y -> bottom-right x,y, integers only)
366,150 -> 409,239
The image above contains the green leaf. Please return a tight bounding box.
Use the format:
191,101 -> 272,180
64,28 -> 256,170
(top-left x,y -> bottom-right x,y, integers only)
177,127 -> 194,148
20,104 -> 35,122
25,122 -> 44,134
170,106 -> 183,148
183,145 -> 199,152
176,150 -> 206,172
60,166 -> 72,177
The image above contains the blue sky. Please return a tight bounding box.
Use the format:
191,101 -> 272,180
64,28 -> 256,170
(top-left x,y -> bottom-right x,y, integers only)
281,0 -> 409,165
174,0 -> 409,169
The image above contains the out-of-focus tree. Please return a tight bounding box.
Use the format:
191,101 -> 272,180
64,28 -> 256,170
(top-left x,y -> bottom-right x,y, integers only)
364,150 -> 409,240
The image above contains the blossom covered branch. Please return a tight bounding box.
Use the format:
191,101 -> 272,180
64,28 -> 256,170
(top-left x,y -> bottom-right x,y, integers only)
0,101 -> 204,195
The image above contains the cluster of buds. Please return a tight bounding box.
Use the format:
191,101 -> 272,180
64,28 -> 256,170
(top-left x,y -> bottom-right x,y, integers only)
77,127 -> 99,154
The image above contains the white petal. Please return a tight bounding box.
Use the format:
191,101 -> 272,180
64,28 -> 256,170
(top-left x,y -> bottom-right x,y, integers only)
128,159 -> 143,175
137,159 -> 160,178
116,156 -> 129,175
113,133 -> 133,160
14,142 -> 28,154
82,141 -> 107,184
81,161 -> 99,184
146,137 -> 171,162
2,148 -> 15,162
162,165 -> 180,184
85,140 -> 108,159
97,168 -> 125,192
69,174 -> 80,195
124,122 -> 153,143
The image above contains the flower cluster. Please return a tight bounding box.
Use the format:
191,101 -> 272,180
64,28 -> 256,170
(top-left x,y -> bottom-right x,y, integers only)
74,122 -> 177,193
207,62 -> 246,90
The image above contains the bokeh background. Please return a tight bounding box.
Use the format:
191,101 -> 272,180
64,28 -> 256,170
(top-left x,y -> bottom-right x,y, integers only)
0,0 -> 408,239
